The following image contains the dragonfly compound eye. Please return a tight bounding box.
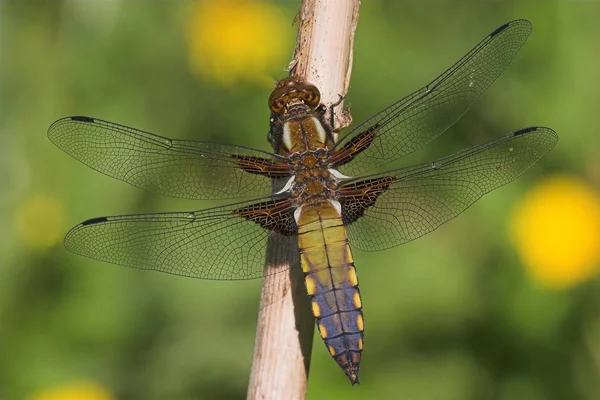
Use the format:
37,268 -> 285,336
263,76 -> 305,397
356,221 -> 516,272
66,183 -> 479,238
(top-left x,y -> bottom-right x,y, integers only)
269,78 -> 322,114
300,90 -> 321,109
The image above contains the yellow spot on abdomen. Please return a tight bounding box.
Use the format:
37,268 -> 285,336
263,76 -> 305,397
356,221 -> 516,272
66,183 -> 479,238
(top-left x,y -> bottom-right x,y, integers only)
311,300 -> 321,317
300,253 -> 310,273
353,292 -> 362,309
346,245 -> 354,264
328,345 -> 336,356
348,267 -> 358,286
356,314 -> 364,331
358,338 -> 363,350
319,323 -> 328,338
305,275 -> 316,295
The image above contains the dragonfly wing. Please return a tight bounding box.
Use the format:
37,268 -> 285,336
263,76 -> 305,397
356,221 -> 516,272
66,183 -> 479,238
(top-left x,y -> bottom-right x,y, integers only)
48,116 -> 287,200
341,127 -> 558,251
64,196 -> 297,280
334,20 -> 532,176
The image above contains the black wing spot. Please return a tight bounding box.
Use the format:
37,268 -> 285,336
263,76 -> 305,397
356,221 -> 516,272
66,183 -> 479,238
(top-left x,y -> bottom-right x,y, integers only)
514,127 -> 537,136
71,116 -> 95,123
490,22 -> 510,38
81,216 -> 109,226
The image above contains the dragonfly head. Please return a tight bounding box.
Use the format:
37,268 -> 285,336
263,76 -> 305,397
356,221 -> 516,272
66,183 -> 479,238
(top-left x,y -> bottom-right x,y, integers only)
268,78 -> 321,115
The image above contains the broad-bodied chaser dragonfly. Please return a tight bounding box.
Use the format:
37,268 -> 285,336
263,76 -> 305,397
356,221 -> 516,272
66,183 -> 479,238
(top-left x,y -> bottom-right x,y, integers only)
48,20 -> 557,384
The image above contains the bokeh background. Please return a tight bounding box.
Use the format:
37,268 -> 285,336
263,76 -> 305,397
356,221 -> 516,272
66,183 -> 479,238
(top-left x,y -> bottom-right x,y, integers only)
2,1 -> 600,399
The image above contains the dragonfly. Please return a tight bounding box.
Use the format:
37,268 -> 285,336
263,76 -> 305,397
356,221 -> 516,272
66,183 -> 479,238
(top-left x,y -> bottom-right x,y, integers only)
48,20 -> 557,385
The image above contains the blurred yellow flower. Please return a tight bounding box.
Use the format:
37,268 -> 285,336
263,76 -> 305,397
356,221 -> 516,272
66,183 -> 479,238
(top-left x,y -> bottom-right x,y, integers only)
186,0 -> 289,86
27,381 -> 114,400
510,174 -> 600,289
16,194 -> 64,248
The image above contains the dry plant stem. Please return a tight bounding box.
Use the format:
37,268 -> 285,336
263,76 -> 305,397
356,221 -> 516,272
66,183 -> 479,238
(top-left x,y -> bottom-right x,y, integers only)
247,1 -> 359,399
291,0 -> 359,132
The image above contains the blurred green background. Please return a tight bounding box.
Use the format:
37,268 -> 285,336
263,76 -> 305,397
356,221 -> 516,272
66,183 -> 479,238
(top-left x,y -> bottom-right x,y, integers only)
2,1 -> 600,399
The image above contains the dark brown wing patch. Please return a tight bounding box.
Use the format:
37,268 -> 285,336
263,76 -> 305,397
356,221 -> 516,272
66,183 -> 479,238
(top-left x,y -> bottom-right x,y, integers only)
339,176 -> 396,224
234,198 -> 297,235
329,124 -> 379,167
232,155 -> 291,177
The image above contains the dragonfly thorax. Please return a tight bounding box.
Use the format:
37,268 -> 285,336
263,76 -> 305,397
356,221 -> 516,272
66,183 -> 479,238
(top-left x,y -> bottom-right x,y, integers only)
285,153 -> 340,206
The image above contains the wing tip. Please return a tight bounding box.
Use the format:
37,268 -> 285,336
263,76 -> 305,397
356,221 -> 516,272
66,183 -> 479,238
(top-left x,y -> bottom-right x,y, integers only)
490,22 -> 511,38
513,126 -> 538,136
513,126 -> 558,142
47,116 -> 95,139
81,216 -> 109,226
70,116 -> 95,123
490,19 -> 532,39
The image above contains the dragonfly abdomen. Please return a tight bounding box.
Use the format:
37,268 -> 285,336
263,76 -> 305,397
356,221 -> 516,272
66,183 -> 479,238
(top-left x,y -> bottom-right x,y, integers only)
297,202 -> 364,385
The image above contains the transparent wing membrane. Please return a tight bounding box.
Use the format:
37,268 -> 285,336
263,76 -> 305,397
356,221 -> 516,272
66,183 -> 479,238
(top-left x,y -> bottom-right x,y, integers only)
343,127 -> 558,251
48,116 -> 284,200
64,196 -> 297,280
335,20 -> 532,176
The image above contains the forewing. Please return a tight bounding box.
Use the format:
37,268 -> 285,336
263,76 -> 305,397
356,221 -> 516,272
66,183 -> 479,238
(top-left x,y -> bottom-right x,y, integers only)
48,116 -> 285,200
64,196 -> 297,280
335,20 -> 532,175
342,127 -> 558,251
